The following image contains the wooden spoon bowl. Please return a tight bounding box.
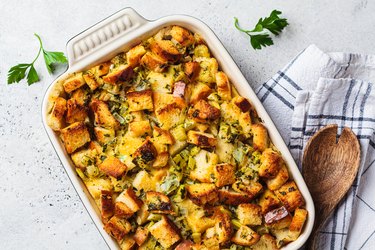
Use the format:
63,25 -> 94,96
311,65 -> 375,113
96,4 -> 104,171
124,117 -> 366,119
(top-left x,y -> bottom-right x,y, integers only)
302,124 -> 360,249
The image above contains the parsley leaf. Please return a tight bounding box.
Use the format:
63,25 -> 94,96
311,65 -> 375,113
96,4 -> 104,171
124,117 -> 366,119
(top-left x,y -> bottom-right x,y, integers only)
234,9 -> 289,50
7,33 -> 67,85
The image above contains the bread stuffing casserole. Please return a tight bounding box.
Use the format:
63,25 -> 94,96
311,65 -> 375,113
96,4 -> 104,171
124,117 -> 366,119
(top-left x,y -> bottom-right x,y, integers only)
47,25 -> 308,250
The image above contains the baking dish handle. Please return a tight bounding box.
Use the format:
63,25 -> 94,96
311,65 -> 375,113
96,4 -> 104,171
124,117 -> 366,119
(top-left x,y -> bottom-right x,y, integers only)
66,7 -> 148,69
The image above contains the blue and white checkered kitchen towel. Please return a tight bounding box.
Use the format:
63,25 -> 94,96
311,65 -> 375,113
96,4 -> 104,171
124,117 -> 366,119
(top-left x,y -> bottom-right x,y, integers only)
256,45 -> 375,250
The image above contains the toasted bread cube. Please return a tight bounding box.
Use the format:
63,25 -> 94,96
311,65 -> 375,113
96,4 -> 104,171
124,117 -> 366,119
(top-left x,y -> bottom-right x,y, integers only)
136,204 -> 150,226
93,62 -> 111,77
194,44 -> 210,58
63,73 -> 86,93
117,188 -> 143,213
100,190 -> 114,223
251,234 -> 278,250
259,149 -> 282,179
189,82 -> 212,104
83,72 -> 100,90
99,156 -> 127,178
71,88 -> 89,105
187,130 -> 217,148
132,170 -> 155,192
126,44 -> 146,67
134,227 -> 149,246
215,138 -> 235,164
188,100 -> 221,123
190,150 -> 218,183
94,126 -> 115,145
103,64 -> 134,84
237,204 -> 262,226
252,123 -> 269,152
214,163 -> 235,187
152,152 -> 169,168
153,92 -> 187,130
66,98 -> 88,124
133,139 -> 158,163
275,181 -> 305,212
140,52 -> 167,72
47,97 -> 67,131
215,72 -> 231,101
259,190 -> 281,214
288,208 -> 308,241
90,99 -> 120,129
231,225 -> 260,246
210,208 -> 233,246
195,57 -> 218,84
149,216 -> 181,248
126,90 -> 153,112
218,189 -> 253,206
104,216 -> 132,242
71,148 -> 96,169
114,202 -> 134,219
233,96 -> 252,113
129,120 -> 152,137
184,61 -> 200,81
150,39 -> 181,62
170,26 -> 194,47
220,101 -> 241,125
175,240 -> 195,250
187,183 -> 218,206
153,127 -> 174,145
60,122 -> 91,154
266,213 -> 292,229
239,112 -> 252,136
266,164 -> 289,191
147,71 -> 174,93
146,191 -> 174,214
119,236 -> 136,250
232,181 -> 263,199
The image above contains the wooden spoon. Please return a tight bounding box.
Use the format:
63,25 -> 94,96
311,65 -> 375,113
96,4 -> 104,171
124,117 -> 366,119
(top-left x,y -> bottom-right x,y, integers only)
302,124 -> 360,250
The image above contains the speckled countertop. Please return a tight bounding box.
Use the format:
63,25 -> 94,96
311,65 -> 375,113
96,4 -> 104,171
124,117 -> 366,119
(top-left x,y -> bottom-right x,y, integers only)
1,0 -> 374,249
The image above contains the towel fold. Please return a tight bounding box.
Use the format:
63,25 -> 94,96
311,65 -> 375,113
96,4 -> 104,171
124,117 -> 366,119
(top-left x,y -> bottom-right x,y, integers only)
256,45 -> 375,249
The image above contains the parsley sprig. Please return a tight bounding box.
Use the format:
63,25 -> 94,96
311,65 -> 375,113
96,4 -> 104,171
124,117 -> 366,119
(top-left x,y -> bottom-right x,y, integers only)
7,34 -> 67,85
234,10 -> 289,50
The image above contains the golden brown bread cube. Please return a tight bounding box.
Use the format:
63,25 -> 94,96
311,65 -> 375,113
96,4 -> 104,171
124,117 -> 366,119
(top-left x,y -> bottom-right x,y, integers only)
117,188 -> 143,213
90,99 -> 120,129
98,156 -> 127,178
210,207 -> 234,246
251,234 -> 278,250
60,122 -> 91,154
259,149 -> 282,179
187,183 -> 218,206
170,26 -> 194,47
152,152 -> 170,168
133,227 -> 149,246
146,191 -> 174,214
104,216 -> 132,242
153,127 -> 174,145
252,123 -> 269,152
231,225 -> 260,246
150,39 -> 181,62
215,72 -> 232,101
140,52 -> 167,72
129,120 -> 152,137
184,61 -> 200,81
63,73 -> 86,93
266,164 -> 289,191
232,180 -> 263,199
83,72 -> 100,91
259,189 -> 281,214
266,213 -> 292,229
103,64 -> 134,84
233,96 -> 252,113
133,139 -> 158,163
126,44 -> 147,67
126,90 -> 154,112
195,57 -> 218,85
47,96 -> 67,131
275,181 -> 305,212
189,82 -> 212,104
100,190 -> 114,223
94,126 -> 115,145
66,98 -> 88,124
114,202 -> 134,219
188,100 -> 221,123
119,236 -> 136,250
288,208 -> 308,241
149,216 -> 181,248
187,130 -> 217,148
237,204 -> 262,226
70,148 -> 96,169
93,62 -> 111,77
213,163 -> 236,187
153,92 -> 187,130
218,189 -> 253,206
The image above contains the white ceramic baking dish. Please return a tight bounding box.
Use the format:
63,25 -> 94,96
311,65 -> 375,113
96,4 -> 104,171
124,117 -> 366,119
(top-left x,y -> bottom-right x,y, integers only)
42,7 -> 315,250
